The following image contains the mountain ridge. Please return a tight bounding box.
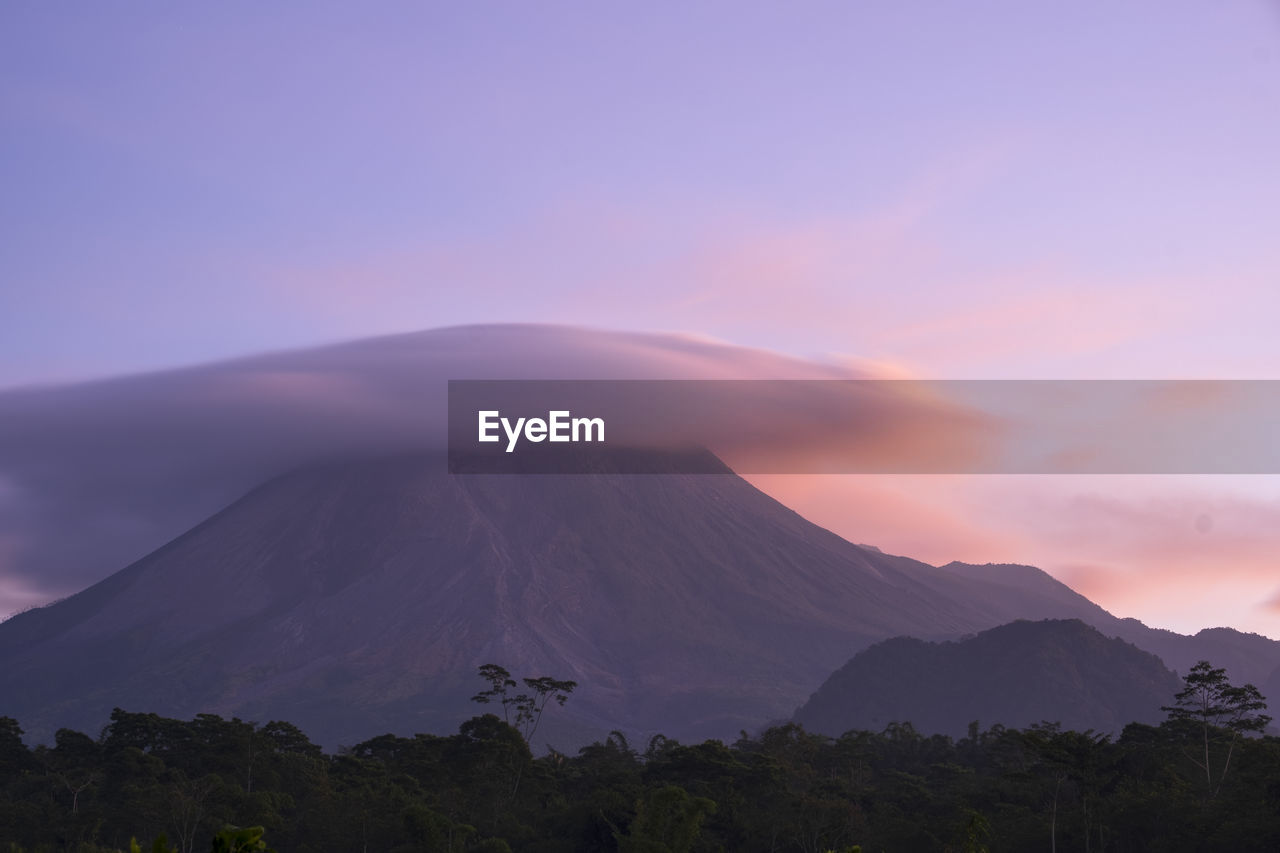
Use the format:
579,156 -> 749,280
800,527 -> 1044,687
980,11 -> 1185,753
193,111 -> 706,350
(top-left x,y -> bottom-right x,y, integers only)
2,451 -> 1277,747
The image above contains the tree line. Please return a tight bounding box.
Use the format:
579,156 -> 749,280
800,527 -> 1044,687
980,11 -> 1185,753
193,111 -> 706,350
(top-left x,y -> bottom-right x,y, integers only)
0,661 -> 1275,852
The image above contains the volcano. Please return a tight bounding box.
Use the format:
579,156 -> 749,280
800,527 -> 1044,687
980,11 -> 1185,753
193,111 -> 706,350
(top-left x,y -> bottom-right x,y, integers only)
0,450 -> 1146,748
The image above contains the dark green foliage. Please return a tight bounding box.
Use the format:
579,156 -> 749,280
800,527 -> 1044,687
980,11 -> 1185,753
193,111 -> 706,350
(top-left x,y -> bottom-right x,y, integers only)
210,825 -> 274,853
128,837 -> 176,853
0,667 -> 1277,852
614,785 -> 715,853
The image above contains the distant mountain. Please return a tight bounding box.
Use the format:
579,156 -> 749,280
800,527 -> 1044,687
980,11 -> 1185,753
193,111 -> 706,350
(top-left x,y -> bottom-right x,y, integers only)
794,619 -> 1184,738
1265,663 -> 1280,707
1110,621 -> 1280,688
0,452 -> 1162,749
934,561 -> 1280,689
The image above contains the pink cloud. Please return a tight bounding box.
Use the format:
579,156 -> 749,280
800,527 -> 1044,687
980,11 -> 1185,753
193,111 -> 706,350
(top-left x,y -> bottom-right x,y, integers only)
744,473 -> 1280,639
249,189 -> 1217,384
744,475 -> 1011,562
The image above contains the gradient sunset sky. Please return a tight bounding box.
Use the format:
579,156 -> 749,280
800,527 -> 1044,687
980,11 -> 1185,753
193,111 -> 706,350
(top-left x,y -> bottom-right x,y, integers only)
3,3 -> 1280,636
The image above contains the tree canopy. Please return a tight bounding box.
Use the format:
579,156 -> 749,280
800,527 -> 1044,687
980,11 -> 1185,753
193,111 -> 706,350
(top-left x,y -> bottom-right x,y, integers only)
0,662 -> 1276,852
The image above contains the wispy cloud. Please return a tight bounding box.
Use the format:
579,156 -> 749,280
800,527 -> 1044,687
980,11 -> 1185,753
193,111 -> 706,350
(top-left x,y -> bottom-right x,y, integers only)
0,325 -> 943,613
752,473 -> 1280,637
4,325 -> 1277,639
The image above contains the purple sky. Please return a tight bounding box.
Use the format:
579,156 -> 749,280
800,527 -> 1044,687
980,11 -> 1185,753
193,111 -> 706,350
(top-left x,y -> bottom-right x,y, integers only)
3,2 -> 1278,384
3,3 -> 1280,636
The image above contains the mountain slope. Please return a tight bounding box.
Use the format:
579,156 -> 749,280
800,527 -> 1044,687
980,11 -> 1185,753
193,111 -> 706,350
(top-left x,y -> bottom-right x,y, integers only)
0,452 -> 1138,748
794,619 -> 1184,738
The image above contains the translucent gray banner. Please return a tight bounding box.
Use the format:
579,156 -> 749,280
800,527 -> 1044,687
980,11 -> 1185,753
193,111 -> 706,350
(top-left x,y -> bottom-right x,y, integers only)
446,380 -> 1280,474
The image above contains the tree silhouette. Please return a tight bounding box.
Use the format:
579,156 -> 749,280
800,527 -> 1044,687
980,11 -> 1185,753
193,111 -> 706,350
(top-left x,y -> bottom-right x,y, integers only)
1161,660 -> 1270,796
471,664 -> 519,726
470,664 -> 577,746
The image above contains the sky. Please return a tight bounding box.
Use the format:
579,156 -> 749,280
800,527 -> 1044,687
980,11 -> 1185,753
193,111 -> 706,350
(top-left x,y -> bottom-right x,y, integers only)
2,3 -> 1280,636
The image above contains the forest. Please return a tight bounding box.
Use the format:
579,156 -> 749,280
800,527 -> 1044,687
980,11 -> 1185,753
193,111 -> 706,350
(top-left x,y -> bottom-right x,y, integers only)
1,662 -> 1276,853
